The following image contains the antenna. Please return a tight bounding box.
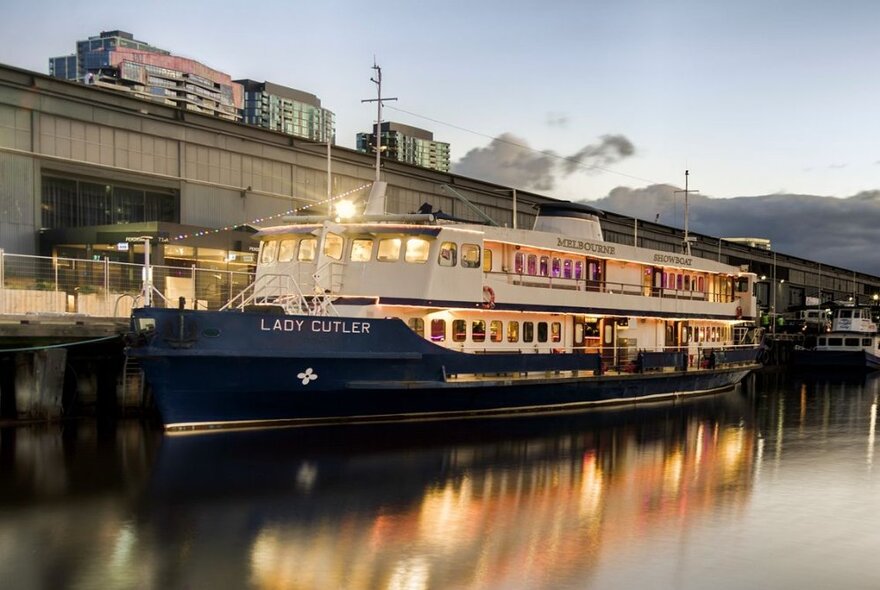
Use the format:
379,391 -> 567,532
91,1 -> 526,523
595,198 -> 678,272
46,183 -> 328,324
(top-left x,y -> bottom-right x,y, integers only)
674,170 -> 699,256
361,61 -> 398,182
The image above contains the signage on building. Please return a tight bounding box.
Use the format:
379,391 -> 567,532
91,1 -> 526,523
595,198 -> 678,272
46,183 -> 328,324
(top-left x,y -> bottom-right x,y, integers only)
117,242 -> 129,252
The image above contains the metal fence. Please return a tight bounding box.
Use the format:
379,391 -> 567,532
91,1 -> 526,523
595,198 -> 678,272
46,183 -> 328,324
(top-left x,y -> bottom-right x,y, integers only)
0,250 -> 254,318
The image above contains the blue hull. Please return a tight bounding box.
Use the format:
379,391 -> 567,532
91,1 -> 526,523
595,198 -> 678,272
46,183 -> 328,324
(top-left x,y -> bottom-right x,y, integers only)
127,308 -> 758,431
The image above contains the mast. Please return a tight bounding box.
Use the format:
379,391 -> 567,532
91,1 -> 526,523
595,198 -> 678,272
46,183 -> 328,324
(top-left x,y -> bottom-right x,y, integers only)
361,61 -> 397,214
674,170 -> 699,256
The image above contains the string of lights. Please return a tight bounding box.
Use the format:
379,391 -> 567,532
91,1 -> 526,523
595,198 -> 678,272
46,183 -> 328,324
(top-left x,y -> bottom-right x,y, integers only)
168,183 -> 372,242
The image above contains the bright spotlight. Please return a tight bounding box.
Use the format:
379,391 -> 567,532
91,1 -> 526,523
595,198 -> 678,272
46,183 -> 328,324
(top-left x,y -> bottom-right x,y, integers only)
334,200 -> 357,219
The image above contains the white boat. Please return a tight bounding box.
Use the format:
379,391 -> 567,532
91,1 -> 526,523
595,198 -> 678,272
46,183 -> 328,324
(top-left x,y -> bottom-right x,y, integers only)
126,191 -> 761,431
793,306 -> 880,370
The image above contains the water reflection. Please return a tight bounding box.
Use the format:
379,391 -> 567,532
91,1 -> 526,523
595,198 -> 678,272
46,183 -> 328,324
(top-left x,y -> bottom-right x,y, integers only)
9,377 -> 880,589
138,394 -> 756,589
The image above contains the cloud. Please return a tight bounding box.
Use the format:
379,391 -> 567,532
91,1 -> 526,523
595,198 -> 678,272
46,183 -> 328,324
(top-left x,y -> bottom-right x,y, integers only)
561,135 -> 635,175
453,133 -> 636,191
453,133 -> 559,191
589,187 -> 880,275
545,112 -> 569,127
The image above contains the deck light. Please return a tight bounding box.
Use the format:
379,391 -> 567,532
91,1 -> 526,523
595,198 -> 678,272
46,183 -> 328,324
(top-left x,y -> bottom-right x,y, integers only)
334,199 -> 357,220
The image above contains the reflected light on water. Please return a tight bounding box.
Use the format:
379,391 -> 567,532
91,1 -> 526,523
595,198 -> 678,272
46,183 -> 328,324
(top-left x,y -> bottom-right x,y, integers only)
236,404 -> 755,589
32,382 -> 880,588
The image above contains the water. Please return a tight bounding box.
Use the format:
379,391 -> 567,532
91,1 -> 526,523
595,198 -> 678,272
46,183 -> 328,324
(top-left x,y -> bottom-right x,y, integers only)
2,372 -> 880,589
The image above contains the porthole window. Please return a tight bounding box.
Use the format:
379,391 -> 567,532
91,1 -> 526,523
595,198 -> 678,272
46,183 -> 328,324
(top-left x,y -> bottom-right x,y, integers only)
377,238 -> 401,262
277,239 -> 296,262
472,320 -> 486,342
439,242 -> 457,266
430,319 -> 446,342
260,240 -> 278,264
507,321 -> 519,343
461,244 -> 481,268
490,320 -> 503,342
453,319 -> 467,342
298,238 -> 317,262
408,318 -> 424,336
323,233 -> 344,260
405,238 -> 431,263
351,238 -> 373,262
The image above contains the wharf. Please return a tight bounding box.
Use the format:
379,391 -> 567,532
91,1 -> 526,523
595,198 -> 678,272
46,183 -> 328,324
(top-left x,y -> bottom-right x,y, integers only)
0,314 -> 128,347
0,314 -> 136,422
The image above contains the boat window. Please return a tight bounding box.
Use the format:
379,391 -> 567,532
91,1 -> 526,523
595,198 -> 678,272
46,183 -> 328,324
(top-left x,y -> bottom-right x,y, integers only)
523,321 -> 534,343
514,252 -> 524,273
574,323 -> 584,344
684,275 -> 691,291
298,238 -> 317,261
439,242 -> 457,267
377,238 -> 401,262
574,261 -> 584,280
507,321 -> 519,343
405,238 -> 431,263
563,259 -> 572,279
490,320 -> 503,342
864,338 -> 872,346
473,320 -> 486,342
551,322 -> 562,342
452,319 -> 467,342
260,240 -> 278,264
430,319 -> 446,342
350,238 -> 373,262
828,338 -> 843,346
698,276 -> 704,292
845,338 -> 860,346
483,249 -> 493,272
551,258 -> 561,278
408,317 -> 424,336
676,274 -> 683,290
323,233 -> 344,260
461,244 -> 481,268
537,322 -> 548,342
527,254 -> 537,275
839,310 -> 852,319
589,261 -> 602,282
277,239 -> 296,262
539,256 -> 549,277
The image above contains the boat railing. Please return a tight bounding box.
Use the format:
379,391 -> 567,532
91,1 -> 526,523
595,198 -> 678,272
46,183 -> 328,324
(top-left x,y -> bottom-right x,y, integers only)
498,271 -> 733,302
220,273 -> 338,316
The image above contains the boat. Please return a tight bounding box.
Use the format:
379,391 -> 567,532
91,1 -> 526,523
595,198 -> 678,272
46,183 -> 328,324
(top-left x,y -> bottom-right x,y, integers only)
792,306 -> 880,370
125,185 -> 762,432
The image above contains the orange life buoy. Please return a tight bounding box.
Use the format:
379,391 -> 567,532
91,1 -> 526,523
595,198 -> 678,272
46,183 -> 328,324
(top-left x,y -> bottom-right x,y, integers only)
482,286 -> 496,309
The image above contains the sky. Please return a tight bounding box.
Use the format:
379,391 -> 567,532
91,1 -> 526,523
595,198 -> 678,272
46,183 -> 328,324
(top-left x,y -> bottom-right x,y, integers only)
2,0 -> 880,271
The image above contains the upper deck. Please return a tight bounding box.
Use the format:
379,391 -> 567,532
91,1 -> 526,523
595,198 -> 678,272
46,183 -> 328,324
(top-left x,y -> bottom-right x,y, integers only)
251,215 -> 757,322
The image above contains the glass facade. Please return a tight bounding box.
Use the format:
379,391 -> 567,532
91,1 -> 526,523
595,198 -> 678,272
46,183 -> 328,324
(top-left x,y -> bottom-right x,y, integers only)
49,55 -> 77,80
49,31 -> 241,121
356,125 -> 450,172
41,174 -> 178,229
240,87 -> 335,143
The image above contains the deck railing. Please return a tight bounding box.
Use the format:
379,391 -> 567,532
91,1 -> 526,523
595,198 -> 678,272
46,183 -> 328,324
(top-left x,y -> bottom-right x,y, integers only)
0,250 -> 253,318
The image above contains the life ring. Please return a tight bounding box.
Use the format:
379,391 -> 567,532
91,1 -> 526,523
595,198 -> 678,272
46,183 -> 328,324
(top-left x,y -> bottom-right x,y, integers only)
735,305 -> 743,319
482,286 -> 496,309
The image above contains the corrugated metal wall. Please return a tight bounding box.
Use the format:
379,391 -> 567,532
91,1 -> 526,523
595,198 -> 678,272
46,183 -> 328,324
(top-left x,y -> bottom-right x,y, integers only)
0,152 -> 36,254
